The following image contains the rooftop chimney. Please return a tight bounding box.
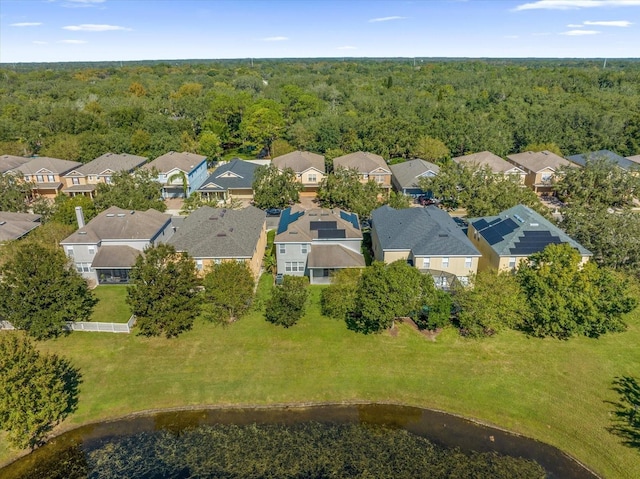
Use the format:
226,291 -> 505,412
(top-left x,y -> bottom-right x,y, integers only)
75,206 -> 85,228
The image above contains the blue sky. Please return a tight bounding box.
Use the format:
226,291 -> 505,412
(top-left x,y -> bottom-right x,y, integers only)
1,0 -> 639,63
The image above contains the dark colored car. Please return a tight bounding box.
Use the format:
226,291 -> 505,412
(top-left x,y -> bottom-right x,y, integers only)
417,195 -> 436,206
266,208 -> 282,217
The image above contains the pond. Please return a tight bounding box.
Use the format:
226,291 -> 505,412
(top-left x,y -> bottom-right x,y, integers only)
0,404 -> 599,479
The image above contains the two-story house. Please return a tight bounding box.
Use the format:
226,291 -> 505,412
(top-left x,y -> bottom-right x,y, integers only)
272,150 -> 326,196
60,206 -> 173,284
143,151 -> 208,198
371,205 -> 480,289
274,206 -> 365,284
168,205 -> 267,278
333,151 -> 392,191
0,154 -> 31,173
10,157 -> 83,199
467,204 -> 592,272
389,159 -> 440,197
506,150 -> 574,195
62,152 -> 148,198
0,211 -> 41,243
453,151 -> 526,183
566,150 -> 638,172
197,158 -> 260,202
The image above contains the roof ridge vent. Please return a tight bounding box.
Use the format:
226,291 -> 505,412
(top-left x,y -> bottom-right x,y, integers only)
106,213 -> 115,217
530,223 -> 539,227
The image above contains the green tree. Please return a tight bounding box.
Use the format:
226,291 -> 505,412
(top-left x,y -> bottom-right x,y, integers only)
240,102 -> 285,156
523,142 -> 563,157
347,261 -> 437,334
516,243 -> 636,339
0,172 -> 33,212
453,270 -> 530,337
264,275 -> 309,328
252,164 -> 302,209
167,170 -> 189,198
94,168 -> 166,212
127,243 -> 202,338
49,194 -> 97,226
0,243 -> 96,339
386,191 -> 412,209
202,261 -> 255,324
413,135 -> 450,163
412,289 -> 452,331
320,268 -> 362,320
197,130 -> 222,163
0,335 -> 81,449
317,167 -> 382,219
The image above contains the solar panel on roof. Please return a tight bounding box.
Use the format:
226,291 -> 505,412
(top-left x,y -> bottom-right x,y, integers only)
510,235 -> 564,255
310,220 -> 337,230
317,229 -> 346,239
482,229 -> 503,246
523,230 -> 553,237
473,219 -> 489,231
493,218 -> 519,237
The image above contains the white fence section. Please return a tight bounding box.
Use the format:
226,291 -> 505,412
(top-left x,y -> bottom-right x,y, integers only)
0,316 -> 136,334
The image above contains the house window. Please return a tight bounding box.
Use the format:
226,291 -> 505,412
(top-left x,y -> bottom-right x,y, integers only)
75,262 -> 91,273
374,175 -> 384,184
308,174 -> 317,183
72,177 -> 80,185
279,244 -> 286,254
442,257 -> 449,268
47,175 -> 55,182
36,175 -> 44,182
66,247 -> 74,258
88,246 -> 95,255
89,176 -> 95,181
540,173 -> 553,183
301,244 -> 308,254
362,174 -> 369,180
285,262 -> 305,273
196,260 -> 203,271
465,257 -> 472,268
508,257 -> 517,269
24,176 -> 30,182
423,257 -> 430,269
105,176 -> 112,184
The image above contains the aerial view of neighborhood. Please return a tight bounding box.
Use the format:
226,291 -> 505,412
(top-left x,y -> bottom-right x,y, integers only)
0,0 -> 639,478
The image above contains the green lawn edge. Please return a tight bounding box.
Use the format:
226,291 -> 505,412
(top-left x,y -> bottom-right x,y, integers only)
1,278 -> 639,478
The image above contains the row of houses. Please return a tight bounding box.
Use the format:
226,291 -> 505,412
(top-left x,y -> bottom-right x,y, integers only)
56,198 -> 590,289
3,148 -> 638,204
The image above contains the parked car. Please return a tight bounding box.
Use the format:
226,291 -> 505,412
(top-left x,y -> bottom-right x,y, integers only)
417,195 -> 436,206
266,208 -> 282,217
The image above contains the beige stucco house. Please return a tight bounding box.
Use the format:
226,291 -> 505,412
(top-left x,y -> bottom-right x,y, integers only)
272,150 -> 326,196
506,150 -> 574,195
333,151 -> 392,190
453,151 -> 526,183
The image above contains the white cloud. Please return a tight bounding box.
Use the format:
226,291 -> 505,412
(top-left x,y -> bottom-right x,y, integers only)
567,23 -> 585,27
10,22 -> 42,27
337,45 -> 357,50
58,39 -> 87,44
561,29 -> 601,34
584,19 -> 633,25
261,36 -> 288,42
369,16 -> 406,23
515,0 -> 640,11
63,24 -> 130,31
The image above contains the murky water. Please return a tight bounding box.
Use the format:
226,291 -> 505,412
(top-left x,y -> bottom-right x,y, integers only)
0,403 -> 598,479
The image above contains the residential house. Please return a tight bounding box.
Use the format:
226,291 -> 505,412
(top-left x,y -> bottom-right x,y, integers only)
389,159 -> 440,197
272,150 -> 326,196
274,206 -> 365,284
333,151 -> 392,190
506,150 -> 574,195
371,205 -> 480,289
0,211 -> 41,243
453,151 -> 526,183
62,152 -> 147,198
10,156 -> 82,199
168,205 -> 267,278
566,149 -> 638,172
197,158 -> 260,202
60,206 -> 173,284
143,151 -> 208,198
467,204 -> 591,272
0,155 -> 31,173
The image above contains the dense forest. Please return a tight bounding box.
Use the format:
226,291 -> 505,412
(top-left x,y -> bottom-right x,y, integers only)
1,58 -> 639,163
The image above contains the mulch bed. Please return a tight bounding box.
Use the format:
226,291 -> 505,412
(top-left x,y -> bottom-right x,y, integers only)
389,317 -> 441,341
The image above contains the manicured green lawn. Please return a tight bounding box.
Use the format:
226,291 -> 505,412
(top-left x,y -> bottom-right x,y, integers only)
90,285 -> 131,323
1,278 -> 639,478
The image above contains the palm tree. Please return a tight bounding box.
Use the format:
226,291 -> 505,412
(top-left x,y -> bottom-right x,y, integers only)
167,171 -> 189,198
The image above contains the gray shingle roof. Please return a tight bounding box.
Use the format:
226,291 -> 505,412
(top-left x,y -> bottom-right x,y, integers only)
272,150 -> 325,174
372,205 -> 480,257
168,205 -> 265,259
307,244 -> 365,269
389,159 -> 439,191
10,157 -> 82,175
333,151 -> 389,174
566,150 -> 637,171
0,211 -> 41,242
61,206 -> 171,244
453,151 -> 524,175
198,158 -> 259,193
469,204 -> 591,257
71,152 -> 147,176
0,155 -> 31,173
91,245 -> 141,268
506,150 -> 572,173
144,151 -> 206,174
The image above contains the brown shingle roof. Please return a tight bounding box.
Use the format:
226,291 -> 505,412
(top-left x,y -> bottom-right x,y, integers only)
333,151 -> 389,174
144,151 -> 206,174
11,157 -> 82,175
506,150 -> 572,173
0,155 -> 31,173
72,152 -> 147,176
91,245 -> 142,268
453,151 -> 525,174
307,244 -> 365,269
272,150 -> 325,174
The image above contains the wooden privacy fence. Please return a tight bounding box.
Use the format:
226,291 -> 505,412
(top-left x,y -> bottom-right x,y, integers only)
0,316 -> 136,334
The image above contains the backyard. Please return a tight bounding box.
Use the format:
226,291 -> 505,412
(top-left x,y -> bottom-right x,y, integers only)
0,276 -> 639,478
90,285 -> 131,323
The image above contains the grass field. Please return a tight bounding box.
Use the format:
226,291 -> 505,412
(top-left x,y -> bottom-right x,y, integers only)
90,285 -> 131,323
1,277 -> 639,478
